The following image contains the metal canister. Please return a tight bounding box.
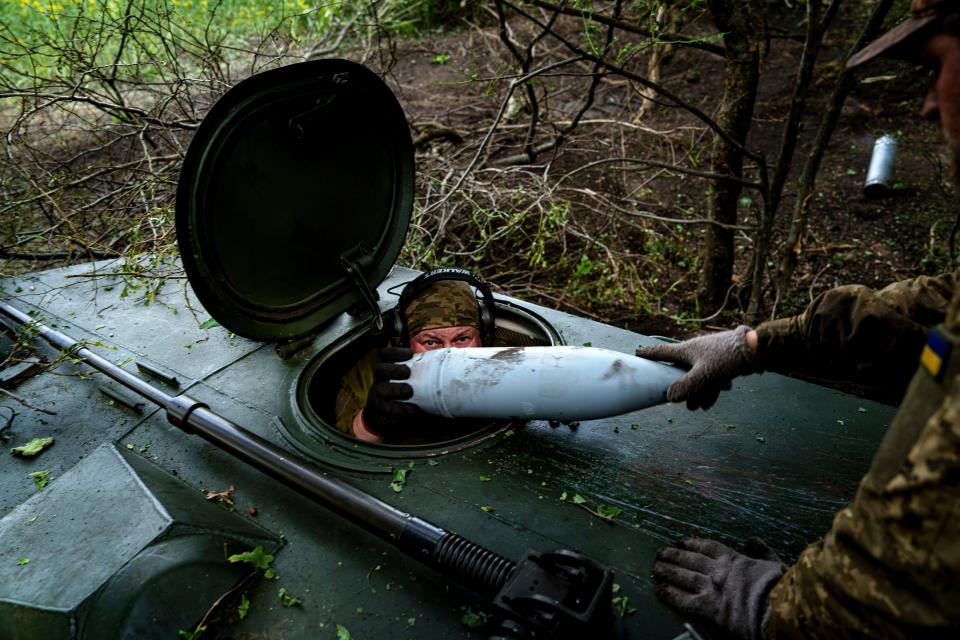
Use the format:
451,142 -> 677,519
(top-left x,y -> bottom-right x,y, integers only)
864,135 -> 898,198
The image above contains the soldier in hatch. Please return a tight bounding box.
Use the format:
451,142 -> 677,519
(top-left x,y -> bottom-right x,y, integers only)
334,269 -> 492,443
634,2 -> 960,637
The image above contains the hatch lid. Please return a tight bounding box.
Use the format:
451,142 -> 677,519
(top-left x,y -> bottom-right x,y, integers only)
176,59 -> 413,341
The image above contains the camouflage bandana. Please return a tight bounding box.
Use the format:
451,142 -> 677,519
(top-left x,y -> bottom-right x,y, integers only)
403,280 -> 480,338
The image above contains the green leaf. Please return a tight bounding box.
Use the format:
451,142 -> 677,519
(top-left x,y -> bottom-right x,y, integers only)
17,558 -> 29,566
390,468 -> 408,493
336,624 -> 353,640
582,341 -> 592,347
857,406 -> 868,413
461,607 -> 491,628
228,545 -> 275,572
426,459 -> 440,466
596,504 -> 622,520
11,437 -> 54,457
407,617 -> 417,626
178,626 -> 206,640
238,593 -> 250,620
756,436 -> 766,443
278,586 -> 302,607
559,491 -> 568,501
431,53 -> 450,65
612,595 -> 636,617
30,470 -> 50,489
480,505 -> 495,512
479,475 -> 492,481
571,494 -> 586,505
199,318 -> 220,329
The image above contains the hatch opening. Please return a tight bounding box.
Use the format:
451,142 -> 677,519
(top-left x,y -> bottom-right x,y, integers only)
282,300 -> 563,470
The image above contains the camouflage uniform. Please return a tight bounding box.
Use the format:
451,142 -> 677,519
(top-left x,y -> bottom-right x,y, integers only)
333,279 -> 482,437
760,270 -> 960,637
756,270 -> 957,395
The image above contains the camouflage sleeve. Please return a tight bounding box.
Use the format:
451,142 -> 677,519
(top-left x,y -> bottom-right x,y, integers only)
754,271 -> 956,387
333,348 -> 380,435
767,377 -> 960,638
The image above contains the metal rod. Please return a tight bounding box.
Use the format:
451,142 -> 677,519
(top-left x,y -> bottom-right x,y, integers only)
0,300 -> 515,596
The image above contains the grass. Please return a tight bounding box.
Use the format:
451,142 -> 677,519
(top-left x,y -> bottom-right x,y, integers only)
0,0 -> 340,82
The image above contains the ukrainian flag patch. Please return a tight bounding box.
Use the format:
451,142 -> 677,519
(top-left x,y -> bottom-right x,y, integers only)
921,330 -> 951,380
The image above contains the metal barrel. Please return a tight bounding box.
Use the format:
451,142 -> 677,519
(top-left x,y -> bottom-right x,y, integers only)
0,300 -> 515,598
864,135 -> 898,198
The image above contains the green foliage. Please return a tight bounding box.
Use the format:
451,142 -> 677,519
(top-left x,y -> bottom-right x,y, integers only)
10,437 -> 54,456
237,592 -> 250,620
390,468 -> 408,492
461,607 -> 491,628
336,624 -> 353,640
278,586 -> 302,607
596,504 -> 621,520
228,545 -> 277,578
0,1 -> 324,82
29,470 -> 50,489
178,626 -> 206,640
612,594 -> 636,617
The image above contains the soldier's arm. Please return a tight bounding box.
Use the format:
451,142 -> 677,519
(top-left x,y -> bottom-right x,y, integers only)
753,271 -> 956,388
766,382 -> 960,639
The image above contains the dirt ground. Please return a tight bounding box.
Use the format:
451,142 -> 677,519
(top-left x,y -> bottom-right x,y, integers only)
377,6 -> 956,343
1,4 -> 955,351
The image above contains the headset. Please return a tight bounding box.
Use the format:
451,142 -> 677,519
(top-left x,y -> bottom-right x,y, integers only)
390,267 -> 496,346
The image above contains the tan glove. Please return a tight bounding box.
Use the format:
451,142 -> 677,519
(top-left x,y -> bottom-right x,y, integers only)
635,325 -> 758,410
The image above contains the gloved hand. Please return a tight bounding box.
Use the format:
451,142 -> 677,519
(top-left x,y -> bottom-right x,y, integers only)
361,347 -> 426,437
652,536 -> 786,640
635,325 -> 758,409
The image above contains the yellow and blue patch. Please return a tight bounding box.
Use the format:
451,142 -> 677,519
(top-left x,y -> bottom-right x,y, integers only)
921,330 -> 951,381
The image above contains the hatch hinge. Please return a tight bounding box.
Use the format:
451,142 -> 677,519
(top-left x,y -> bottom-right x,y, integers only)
340,248 -> 383,333
274,333 -> 318,360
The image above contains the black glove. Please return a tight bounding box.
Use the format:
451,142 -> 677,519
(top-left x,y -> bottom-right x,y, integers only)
635,325 -> 758,410
361,347 -> 427,437
652,537 -> 786,640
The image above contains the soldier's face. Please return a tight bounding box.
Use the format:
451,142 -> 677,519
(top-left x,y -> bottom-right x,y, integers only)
409,326 -> 482,353
917,31 -> 960,181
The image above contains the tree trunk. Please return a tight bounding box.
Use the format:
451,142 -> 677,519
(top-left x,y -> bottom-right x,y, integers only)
699,0 -> 763,314
634,2 -> 671,122
775,0 -> 896,306
747,0 -> 841,320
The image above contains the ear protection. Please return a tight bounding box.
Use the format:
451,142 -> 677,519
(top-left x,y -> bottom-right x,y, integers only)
392,267 -> 496,345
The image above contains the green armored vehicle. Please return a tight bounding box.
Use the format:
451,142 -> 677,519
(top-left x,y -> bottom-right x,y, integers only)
0,60 -> 893,640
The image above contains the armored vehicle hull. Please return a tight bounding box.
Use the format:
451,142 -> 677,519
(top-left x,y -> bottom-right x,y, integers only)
0,260 -> 893,639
